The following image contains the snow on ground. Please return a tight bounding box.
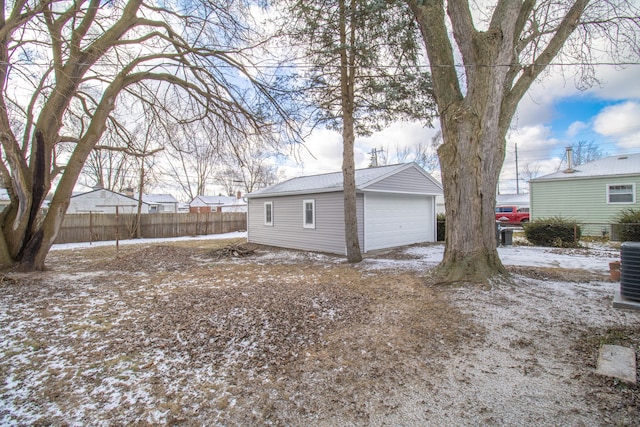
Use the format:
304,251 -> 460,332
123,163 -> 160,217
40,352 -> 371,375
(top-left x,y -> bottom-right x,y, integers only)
2,232 -> 636,426
53,231 -> 620,274
408,243 -> 618,273
50,231 -> 248,251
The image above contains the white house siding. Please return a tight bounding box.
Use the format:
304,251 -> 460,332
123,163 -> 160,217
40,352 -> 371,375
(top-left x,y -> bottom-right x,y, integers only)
220,205 -> 248,213
68,190 -> 142,214
366,167 -> 441,194
530,175 -> 640,235
248,192 -> 364,255
363,193 -> 434,251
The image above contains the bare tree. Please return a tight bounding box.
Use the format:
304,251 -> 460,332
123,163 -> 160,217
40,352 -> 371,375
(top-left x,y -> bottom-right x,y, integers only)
394,130 -> 442,173
127,110 -> 164,238
81,145 -> 134,192
163,121 -> 222,202
519,163 -> 542,190
217,135 -> 279,195
406,0 -> 640,282
568,140 -> 607,166
80,114 -> 140,191
0,1 -> 292,270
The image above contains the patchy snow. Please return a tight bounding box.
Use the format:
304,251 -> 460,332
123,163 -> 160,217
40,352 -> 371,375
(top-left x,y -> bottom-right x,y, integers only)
2,236 -> 638,425
366,242 -> 620,274
50,231 -> 248,251
51,231 -> 619,274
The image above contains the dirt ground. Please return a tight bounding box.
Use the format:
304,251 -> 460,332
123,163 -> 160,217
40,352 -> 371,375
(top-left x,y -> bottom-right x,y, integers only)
0,239 -> 638,426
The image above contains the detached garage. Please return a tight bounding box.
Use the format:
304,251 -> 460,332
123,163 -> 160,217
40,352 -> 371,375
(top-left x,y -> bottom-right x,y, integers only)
246,163 -> 443,254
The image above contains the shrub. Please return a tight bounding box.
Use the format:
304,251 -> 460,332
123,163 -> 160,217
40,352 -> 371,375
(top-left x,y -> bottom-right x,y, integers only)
436,213 -> 446,242
613,208 -> 640,242
523,217 -> 581,248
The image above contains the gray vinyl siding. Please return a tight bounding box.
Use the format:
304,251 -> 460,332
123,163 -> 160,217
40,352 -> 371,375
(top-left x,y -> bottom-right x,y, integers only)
248,192 -> 364,255
530,175 -> 640,235
367,167 -> 441,194
356,192 -> 364,247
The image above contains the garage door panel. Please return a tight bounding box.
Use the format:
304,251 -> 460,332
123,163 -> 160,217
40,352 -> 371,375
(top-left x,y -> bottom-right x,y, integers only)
365,193 -> 433,252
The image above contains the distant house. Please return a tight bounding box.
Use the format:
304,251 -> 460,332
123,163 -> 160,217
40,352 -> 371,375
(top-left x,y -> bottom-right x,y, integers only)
0,189 -> 10,212
190,192 -> 247,213
68,188 -> 149,214
246,163 -> 443,254
136,194 -> 179,213
530,153 -> 640,236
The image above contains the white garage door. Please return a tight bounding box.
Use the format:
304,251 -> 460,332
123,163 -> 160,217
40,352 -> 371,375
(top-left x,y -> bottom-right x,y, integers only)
364,193 -> 434,252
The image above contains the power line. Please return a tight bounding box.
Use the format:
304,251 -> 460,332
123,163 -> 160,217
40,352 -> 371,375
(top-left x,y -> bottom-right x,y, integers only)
3,60 -> 640,70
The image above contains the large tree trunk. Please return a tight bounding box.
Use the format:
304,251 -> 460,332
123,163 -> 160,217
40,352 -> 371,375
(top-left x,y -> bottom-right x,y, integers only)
408,0 -> 520,282
436,111 -> 507,282
406,0 -> 589,283
14,200 -> 68,271
4,79 -> 121,271
343,114 -> 362,263
340,0 -> 362,263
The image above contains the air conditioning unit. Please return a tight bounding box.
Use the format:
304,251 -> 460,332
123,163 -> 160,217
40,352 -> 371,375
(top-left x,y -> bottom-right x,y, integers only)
620,242 -> 640,302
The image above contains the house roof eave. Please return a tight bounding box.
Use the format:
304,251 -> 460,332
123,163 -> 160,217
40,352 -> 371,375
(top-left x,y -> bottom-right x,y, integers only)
531,172 -> 640,183
246,188 -> 346,199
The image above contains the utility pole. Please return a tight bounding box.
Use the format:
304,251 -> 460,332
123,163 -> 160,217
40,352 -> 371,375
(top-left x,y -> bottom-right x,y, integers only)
515,143 -> 520,194
369,147 -> 384,167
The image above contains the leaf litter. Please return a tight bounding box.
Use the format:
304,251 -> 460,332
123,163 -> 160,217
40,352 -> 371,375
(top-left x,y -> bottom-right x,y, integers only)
0,238 -> 638,426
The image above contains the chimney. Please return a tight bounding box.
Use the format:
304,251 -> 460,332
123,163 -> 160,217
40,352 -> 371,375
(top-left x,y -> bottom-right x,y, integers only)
236,190 -> 242,199
124,187 -> 135,197
564,146 -> 575,173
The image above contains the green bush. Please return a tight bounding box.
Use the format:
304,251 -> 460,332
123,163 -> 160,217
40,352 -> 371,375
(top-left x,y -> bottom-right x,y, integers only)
436,213 -> 445,242
523,217 -> 581,248
613,209 -> 640,242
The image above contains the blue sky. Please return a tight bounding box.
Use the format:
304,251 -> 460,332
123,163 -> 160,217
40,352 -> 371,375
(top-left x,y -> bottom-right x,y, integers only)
550,98 -> 614,137
275,63 -> 640,195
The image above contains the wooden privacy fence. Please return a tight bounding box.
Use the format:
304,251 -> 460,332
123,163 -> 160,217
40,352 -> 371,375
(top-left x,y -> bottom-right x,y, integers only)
55,212 -> 247,244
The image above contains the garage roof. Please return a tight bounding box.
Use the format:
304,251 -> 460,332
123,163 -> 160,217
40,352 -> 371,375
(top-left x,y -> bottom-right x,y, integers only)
247,163 -> 441,198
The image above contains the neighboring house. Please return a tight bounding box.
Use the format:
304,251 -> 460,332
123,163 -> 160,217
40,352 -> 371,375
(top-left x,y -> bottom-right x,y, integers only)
0,189 -> 10,212
190,192 -> 247,213
0,190 -> 54,213
530,153 -> 640,236
136,194 -> 179,213
68,188 -> 150,214
496,193 -> 530,210
246,163 -> 443,254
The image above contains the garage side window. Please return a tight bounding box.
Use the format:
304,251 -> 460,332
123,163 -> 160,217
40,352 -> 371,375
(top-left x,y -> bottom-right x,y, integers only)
607,184 -> 635,204
303,199 -> 315,229
264,202 -> 273,226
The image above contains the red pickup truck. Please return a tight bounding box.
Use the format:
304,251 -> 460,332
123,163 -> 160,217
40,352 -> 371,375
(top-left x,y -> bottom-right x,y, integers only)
495,206 -> 530,224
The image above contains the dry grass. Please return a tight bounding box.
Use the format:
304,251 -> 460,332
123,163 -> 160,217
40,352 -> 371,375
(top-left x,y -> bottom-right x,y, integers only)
0,239 -> 637,426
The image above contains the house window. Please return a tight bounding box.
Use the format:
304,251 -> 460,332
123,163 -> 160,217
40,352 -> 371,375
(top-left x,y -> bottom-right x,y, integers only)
303,199 -> 315,229
264,202 -> 273,226
607,184 -> 635,204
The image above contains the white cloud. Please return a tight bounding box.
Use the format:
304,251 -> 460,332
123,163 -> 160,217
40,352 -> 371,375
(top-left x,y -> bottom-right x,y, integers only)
507,125 -> 559,158
512,62 -> 640,131
279,121 -> 440,179
594,101 -> 640,136
279,128 -> 343,178
356,121 -> 440,165
593,101 -> 640,150
501,125 -> 561,193
566,121 -> 588,138
585,66 -> 640,101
